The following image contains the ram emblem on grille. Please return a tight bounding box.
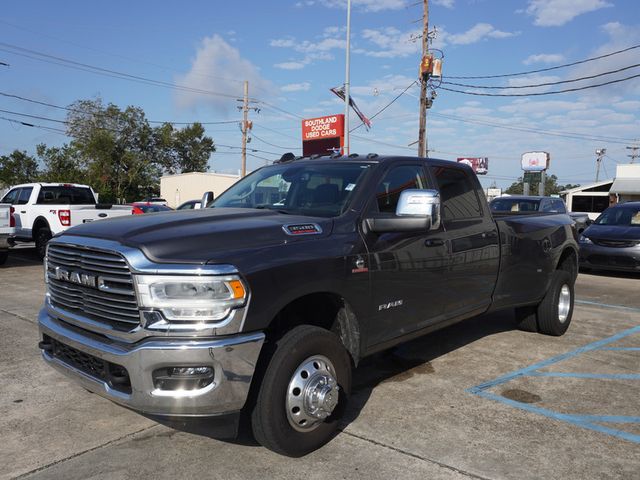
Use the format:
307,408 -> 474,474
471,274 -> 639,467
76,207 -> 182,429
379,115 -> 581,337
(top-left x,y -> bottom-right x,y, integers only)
54,266 -> 98,289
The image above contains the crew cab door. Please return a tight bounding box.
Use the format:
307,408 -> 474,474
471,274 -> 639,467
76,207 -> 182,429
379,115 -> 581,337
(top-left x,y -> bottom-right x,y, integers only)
429,165 -> 500,317
362,162 -> 449,346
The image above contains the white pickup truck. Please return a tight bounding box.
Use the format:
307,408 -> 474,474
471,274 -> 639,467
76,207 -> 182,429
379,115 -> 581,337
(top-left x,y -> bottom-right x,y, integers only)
0,183 -> 132,259
0,203 -> 15,265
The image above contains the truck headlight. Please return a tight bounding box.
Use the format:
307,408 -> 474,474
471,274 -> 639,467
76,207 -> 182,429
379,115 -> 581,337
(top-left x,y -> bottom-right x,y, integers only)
134,275 -> 247,322
579,235 -> 592,244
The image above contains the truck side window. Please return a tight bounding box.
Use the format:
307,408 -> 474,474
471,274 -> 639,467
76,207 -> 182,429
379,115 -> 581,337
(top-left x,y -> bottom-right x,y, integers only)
430,166 -> 482,222
375,165 -> 427,213
16,187 -> 33,205
1,188 -> 19,204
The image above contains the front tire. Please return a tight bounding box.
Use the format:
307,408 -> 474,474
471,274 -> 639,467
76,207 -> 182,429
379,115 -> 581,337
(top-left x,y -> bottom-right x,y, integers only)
35,228 -> 52,260
251,325 -> 352,457
537,270 -> 574,336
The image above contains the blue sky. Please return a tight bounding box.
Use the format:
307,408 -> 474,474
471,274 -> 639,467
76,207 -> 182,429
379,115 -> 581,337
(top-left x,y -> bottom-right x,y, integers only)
1,0 -> 639,189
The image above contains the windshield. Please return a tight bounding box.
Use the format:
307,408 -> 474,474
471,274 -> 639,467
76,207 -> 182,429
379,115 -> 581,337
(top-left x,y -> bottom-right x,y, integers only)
490,198 -> 541,213
211,162 -> 371,217
594,205 -> 640,226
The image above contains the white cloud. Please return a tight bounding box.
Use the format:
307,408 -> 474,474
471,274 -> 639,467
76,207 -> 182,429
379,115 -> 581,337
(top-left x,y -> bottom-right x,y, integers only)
274,61 -> 307,70
525,0 -> 612,27
281,82 -> 311,92
447,23 -> 519,45
523,53 -> 565,65
175,35 -> 272,112
568,22 -> 640,97
358,27 -> 421,58
270,27 -> 345,69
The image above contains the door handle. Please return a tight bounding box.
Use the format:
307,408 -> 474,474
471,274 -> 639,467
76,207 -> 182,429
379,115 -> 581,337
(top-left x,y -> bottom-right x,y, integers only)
425,238 -> 445,247
20,211 -> 26,214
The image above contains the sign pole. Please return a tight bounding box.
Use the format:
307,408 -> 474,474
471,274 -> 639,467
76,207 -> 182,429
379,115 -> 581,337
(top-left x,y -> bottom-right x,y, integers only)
344,0 -> 351,156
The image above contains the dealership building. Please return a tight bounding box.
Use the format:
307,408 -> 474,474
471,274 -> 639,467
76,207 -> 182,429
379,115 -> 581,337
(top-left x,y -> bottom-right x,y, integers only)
561,163 -> 640,219
160,171 -> 241,208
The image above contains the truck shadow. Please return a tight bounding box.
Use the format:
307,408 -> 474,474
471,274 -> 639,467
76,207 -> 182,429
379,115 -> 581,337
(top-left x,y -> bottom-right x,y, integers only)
342,309 -> 516,427
1,246 -> 41,267
177,309 -> 517,448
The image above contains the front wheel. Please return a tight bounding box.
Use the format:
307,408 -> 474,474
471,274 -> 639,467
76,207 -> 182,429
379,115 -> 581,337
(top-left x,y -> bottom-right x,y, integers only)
251,325 -> 352,457
35,228 -> 52,260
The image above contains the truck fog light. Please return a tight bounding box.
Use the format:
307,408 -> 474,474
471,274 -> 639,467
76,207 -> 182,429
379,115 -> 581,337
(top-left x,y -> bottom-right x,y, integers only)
152,366 -> 214,391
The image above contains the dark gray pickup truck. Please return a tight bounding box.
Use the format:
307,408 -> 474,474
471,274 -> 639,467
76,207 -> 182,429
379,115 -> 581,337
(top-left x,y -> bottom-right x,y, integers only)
38,155 -> 578,456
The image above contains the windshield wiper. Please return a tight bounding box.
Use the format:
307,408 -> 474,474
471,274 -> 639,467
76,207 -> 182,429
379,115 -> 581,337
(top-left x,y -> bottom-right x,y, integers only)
254,205 -> 292,214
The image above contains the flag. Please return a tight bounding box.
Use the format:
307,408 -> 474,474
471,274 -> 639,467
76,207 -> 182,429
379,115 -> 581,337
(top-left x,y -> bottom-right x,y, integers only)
330,86 -> 372,130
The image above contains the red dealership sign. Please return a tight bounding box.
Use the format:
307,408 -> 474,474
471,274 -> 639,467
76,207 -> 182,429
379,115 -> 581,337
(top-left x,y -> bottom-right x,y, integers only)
302,114 -> 344,156
302,115 -> 344,141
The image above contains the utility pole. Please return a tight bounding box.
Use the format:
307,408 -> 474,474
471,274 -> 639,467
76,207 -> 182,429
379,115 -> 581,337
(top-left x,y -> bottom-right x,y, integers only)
595,148 -> 606,182
344,0 -> 352,156
240,81 -> 249,177
417,0 -> 429,158
626,145 -> 639,163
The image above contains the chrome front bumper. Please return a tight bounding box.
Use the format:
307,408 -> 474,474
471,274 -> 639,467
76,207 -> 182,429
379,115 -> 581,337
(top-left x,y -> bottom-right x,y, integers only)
38,308 -> 265,417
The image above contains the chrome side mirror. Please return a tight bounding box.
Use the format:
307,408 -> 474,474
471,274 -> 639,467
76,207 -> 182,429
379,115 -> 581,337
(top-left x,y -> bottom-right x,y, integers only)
396,189 -> 440,230
201,191 -> 214,208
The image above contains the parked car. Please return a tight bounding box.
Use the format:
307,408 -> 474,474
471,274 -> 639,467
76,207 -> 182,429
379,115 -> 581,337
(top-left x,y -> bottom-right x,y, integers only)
490,195 -> 589,235
579,201 -> 640,272
38,155 -> 578,456
176,200 -> 202,210
0,203 -> 15,265
139,197 -> 168,206
0,183 -> 133,258
490,195 -> 567,214
130,202 -> 173,214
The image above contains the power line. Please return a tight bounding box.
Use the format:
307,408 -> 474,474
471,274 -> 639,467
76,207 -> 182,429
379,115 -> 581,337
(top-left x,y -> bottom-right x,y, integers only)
445,43 -> 640,79
0,42 -> 258,101
0,91 -> 240,125
350,80 -> 418,133
430,112 -> 636,144
439,72 -> 640,97
252,123 -> 300,141
442,63 -> 640,89
250,132 -> 300,150
0,115 -> 68,136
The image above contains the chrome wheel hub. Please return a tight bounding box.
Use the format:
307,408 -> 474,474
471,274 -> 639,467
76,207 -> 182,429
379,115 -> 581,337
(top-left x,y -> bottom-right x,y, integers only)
558,284 -> 571,323
286,355 -> 339,432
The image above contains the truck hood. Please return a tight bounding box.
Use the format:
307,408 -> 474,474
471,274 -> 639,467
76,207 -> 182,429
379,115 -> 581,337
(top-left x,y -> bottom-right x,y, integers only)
583,224 -> 640,241
61,208 -> 334,264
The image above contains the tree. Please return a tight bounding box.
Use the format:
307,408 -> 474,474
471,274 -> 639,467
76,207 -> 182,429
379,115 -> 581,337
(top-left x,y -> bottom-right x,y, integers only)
37,143 -> 87,184
66,98 -> 160,203
0,150 -> 39,187
505,174 -> 580,195
153,122 -> 215,175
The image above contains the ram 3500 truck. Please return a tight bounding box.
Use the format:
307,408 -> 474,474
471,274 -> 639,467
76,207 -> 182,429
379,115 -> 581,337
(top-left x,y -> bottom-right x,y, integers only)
1,183 -> 132,259
38,155 -> 578,456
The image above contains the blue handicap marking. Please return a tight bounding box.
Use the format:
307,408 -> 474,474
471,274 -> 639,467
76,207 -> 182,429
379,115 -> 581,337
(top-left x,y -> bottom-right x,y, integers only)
468,300 -> 640,444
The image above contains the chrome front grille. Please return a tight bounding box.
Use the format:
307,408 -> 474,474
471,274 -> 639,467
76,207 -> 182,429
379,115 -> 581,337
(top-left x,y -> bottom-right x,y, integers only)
46,243 -> 140,331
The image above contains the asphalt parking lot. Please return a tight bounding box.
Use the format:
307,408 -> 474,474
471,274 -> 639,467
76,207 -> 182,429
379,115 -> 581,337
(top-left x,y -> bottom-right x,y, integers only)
1,248 -> 638,480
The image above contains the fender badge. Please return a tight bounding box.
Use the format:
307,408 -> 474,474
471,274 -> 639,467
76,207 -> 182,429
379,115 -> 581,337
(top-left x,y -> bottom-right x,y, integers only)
282,223 -> 323,236
352,256 -> 368,273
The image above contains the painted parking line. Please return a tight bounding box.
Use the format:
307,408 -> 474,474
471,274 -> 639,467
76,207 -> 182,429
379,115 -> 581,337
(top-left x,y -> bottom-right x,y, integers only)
469,300 -> 640,444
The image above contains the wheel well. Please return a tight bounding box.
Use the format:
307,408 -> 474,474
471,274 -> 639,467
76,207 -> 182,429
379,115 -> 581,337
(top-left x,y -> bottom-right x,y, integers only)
33,217 -> 50,236
557,247 -> 578,282
267,293 -> 361,365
